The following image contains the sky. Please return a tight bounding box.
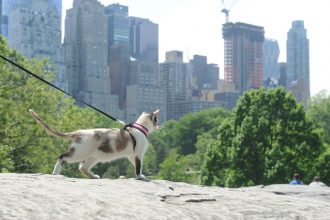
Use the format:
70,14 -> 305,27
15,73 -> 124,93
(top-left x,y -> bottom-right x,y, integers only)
62,0 -> 330,96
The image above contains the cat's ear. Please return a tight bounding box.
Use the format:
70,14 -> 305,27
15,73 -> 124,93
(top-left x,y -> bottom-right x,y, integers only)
153,109 -> 160,116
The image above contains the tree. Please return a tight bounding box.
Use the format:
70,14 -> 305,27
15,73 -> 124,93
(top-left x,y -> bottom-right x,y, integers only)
148,120 -> 177,169
172,108 -> 229,155
201,87 -> 324,187
305,91 -> 330,185
307,90 -> 330,144
149,108 -> 229,158
150,108 -> 229,183
314,144 -> 330,185
157,150 -> 192,182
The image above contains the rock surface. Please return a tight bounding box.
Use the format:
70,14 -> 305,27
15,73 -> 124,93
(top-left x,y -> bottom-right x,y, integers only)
0,173 -> 330,220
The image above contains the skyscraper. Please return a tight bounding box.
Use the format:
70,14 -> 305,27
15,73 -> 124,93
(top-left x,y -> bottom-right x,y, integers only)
105,3 -> 129,63
160,51 -> 192,120
286,20 -> 310,106
125,16 -> 163,122
64,0 -> 119,117
7,0 -> 66,90
278,62 -> 287,88
126,60 -> 166,122
0,0 -> 17,37
0,1 -> 2,31
190,55 -> 207,90
1,0 -> 60,37
263,38 -> 280,88
223,22 -> 264,93
190,55 -> 220,91
129,16 -> 158,63
206,64 -> 220,90
50,0 -> 61,18
105,3 -> 130,109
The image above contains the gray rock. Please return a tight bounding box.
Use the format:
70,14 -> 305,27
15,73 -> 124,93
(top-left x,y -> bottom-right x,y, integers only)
0,173 -> 329,219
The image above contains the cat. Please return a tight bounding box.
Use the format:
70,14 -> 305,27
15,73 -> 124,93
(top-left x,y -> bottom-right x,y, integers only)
29,109 -> 159,180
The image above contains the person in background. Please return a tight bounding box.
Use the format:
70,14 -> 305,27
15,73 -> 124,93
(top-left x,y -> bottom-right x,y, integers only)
309,176 -> 327,187
289,173 -> 303,185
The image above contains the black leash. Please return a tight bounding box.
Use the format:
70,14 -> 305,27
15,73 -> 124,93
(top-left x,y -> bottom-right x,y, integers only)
0,54 -> 118,122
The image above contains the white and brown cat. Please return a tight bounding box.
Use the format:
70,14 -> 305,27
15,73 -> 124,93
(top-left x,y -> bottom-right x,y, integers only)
29,109 -> 159,180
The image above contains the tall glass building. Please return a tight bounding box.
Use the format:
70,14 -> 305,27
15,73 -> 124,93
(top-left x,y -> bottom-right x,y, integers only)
105,3 -> 130,109
263,38 -> 280,88
286,20 -> 310,106
160,51 -> 192,120
64,0 -> 120,116
222,22 -> 264,93
4,0 -> 66,91
129,16 -> 158,63
1,0 -> 61,37
105,3 -> 129,63
0,0 -> 17,37
50,0 -> 61,18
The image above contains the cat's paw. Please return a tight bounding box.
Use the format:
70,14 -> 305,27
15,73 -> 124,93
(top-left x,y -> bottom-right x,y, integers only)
136,174 -> 145,180
93,175 -> 101,179
136,174 -> 150,182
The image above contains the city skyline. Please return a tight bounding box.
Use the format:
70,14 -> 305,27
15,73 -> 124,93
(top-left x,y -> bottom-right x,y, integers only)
62,0 -> 329,97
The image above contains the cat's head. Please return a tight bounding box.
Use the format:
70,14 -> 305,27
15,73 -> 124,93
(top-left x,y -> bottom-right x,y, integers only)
136,109 -> 160,133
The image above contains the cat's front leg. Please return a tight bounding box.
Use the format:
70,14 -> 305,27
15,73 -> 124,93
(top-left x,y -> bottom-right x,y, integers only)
134,156 -> 149,181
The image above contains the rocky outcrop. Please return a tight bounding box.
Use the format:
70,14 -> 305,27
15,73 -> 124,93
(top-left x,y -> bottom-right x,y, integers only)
0,173 -> 329,219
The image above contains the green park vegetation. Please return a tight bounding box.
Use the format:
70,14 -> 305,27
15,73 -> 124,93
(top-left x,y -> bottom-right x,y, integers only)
1,36 -> 329,187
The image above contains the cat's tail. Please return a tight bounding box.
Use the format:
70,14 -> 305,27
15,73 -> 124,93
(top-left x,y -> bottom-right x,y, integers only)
29,109 -> 74,139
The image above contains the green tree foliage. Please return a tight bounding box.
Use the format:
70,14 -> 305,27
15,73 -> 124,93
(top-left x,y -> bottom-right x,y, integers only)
152,108 -> 229,183
142,143 -> 158,176
312,144 -> 330,185
171,108 -> 230,155
0,36 -> 153,178
148,120 -> 177,169
306,91 -> 330,185
157,150 -> 192,182
150,108 -> 229,157
307,90 -> 330,144
201,88 -> 324,187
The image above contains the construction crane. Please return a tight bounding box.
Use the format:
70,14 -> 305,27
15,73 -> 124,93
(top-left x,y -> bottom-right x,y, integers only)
221,8 -> 230,23
221,0 -> 238,23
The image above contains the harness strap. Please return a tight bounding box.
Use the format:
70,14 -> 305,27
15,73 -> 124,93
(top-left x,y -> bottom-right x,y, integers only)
130,123 -> 148,137
123,123 -> 149,150
123,125 -> 137,150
